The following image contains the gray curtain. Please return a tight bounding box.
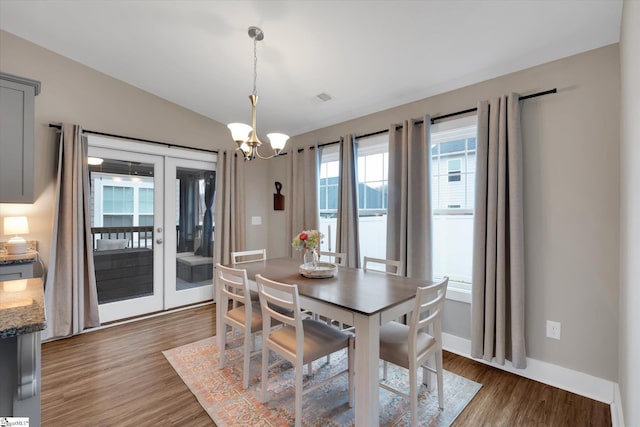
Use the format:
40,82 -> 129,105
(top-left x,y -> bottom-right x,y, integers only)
195,171 -> 215,257
288,146 -> 319,256
335,135 -> 360,268
471,94 -> 527,369
214,151 -> 246,265
386,118 -> 433,279
43,124 -> 99,339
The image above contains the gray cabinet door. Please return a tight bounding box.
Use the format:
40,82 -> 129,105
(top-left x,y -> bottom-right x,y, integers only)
0,74 -> 39,203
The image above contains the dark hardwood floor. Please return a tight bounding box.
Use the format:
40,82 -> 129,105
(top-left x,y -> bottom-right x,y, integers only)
41,304 -> 611,426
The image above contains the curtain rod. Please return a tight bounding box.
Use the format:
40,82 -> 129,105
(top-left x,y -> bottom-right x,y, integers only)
298,87 -> 557,152
48,124 -> 219,154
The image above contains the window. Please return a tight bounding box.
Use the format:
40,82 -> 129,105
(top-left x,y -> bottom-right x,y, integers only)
357,135 -> 389,260
319,145 -> 340,252
318,134 -> 390,261
91,173 -> 154,228
431,115 -> 477,293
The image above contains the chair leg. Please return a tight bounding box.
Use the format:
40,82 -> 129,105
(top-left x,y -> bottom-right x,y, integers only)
295,361 -> 303,427
242,328 -> 250,389
348,336 -> 354,408
436,349 -> 444,409
423,357 -> 434,390
261,346 -> 269,403
219,325 -> 227,369
410,361 -> 418,427
383,360 -> 388,380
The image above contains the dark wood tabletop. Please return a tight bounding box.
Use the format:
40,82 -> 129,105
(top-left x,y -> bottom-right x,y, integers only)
239,257 -> 431,316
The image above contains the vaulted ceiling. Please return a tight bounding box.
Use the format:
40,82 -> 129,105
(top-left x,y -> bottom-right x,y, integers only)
0,0 -> 623,137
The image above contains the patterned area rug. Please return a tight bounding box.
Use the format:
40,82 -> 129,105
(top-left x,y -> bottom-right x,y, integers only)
163,335 -> 481,426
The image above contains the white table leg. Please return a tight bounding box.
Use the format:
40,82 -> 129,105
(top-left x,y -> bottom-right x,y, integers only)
353,312 -> 380,426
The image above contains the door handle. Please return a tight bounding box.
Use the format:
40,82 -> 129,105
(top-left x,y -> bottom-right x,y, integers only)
156,239 -> 163,244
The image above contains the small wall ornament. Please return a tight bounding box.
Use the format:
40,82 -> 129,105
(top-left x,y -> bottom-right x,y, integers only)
273,181 -> 284,210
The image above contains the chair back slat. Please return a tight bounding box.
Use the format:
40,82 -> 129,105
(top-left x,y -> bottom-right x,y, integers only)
363,256 -> 402,276
231,249 -> 266,264
217,265 -> 250,306
319,251 -> 346,267
256,274 -> 302,330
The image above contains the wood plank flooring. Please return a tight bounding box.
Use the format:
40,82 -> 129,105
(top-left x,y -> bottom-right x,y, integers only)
41,304 -> 611,426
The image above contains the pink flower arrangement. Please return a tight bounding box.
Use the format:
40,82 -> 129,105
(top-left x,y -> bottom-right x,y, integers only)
292,230 -> 323,251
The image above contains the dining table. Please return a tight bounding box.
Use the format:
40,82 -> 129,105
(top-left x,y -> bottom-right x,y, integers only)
217,256 -> 435,426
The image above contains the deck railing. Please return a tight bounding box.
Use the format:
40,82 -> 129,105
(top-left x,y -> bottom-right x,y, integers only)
91,226 -> 154,250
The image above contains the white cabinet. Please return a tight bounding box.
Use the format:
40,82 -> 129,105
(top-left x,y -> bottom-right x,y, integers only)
0,262 -> 34,281
0,72 -> 41,203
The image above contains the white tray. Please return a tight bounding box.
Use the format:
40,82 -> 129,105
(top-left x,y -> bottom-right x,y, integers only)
299,262 -> 338,279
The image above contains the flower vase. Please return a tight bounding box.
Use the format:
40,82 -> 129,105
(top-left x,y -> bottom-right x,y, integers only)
303,248 -> 319,269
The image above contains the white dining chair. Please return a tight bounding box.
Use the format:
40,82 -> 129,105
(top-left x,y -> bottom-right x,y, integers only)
378,276 -> 449,426
318,250 -> 346,266
256,274 -> 354,427
216,263 -> 265,389
363,255 -> 402,276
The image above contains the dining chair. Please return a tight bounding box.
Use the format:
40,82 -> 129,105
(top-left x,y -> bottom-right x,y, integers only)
363,255 -> 402,276
256,274 -> 354,427
378,276 -> 449,426
216,263 -> 265,389
318,250 -> 346,266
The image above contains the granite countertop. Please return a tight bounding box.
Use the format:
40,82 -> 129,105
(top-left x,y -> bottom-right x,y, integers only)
0,278 -> 46,338
0,249 -> 38,265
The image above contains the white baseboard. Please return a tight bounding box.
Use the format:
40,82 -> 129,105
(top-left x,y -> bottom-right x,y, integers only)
611,383 -> 625,427
442,333 -> 617,405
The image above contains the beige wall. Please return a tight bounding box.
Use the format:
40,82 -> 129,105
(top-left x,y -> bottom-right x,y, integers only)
619,0 -> 639,424
0,30 -> 235,269
270,45 -> 621,381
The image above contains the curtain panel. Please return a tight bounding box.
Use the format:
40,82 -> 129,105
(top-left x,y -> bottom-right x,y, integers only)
288,146 -> 320,256
214,151 -> 246,265
386,118 -> 433,279
335,135 -> 360,268
471,94 -> 527,369
43,124 -> 100,339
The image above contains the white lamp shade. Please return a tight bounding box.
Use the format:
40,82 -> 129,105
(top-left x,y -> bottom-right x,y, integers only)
266,133 -> 290,152
227,123 -> 252,143
4,216 -> 29,235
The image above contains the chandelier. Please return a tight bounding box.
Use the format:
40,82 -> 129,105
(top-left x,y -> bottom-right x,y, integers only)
227,26 -> 289,160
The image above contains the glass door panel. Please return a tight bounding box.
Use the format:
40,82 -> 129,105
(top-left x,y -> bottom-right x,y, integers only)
164,157 -> 215,309
88,147 -> 164,322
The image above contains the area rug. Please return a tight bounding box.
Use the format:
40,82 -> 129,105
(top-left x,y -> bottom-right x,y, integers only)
163,335 -> 481,426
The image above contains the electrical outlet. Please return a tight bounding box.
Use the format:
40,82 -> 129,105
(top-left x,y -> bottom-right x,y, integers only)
546,320 -> 561,340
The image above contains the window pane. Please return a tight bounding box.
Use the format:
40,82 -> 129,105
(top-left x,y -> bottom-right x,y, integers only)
103,215 -> 134,227
139,187 -> 154,213
431,115 -> 477,289
103,186 -> 133,214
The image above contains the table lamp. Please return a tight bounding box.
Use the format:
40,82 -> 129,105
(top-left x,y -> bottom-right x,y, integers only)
4,216 -> 29,255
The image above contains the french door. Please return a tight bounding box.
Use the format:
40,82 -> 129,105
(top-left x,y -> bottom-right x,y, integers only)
88,136 -> 216,323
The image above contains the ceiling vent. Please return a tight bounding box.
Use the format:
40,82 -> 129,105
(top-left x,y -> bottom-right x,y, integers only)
316,92 -> 332,102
